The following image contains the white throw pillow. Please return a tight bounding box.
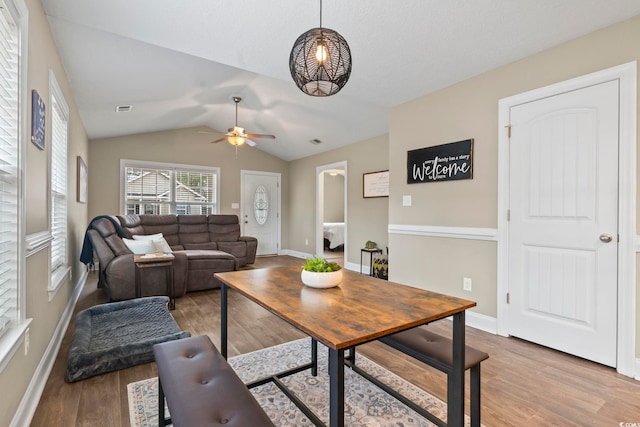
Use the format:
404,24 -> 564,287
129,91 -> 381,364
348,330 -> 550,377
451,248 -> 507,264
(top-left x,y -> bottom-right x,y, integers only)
152,237 -> 172,253
123,238 -> 157,254
132,233 -> 163,241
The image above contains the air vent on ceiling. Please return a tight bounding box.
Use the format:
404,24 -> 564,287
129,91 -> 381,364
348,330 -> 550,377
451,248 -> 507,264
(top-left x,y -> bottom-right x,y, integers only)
115,105 -> 132,112
309,138 -> 323,145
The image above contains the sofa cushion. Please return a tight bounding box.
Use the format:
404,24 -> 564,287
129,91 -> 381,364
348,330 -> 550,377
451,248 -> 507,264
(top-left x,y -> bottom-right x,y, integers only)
207,215 -> 241,242
183,242 -> 218,250
178,215 -> 211,244
217,241 -> 247,259
140,215 -> 180,247
133,233 -> 173,253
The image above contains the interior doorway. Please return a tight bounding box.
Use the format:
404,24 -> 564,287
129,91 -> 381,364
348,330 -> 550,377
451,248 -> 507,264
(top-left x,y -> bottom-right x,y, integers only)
316,161 -> 347,266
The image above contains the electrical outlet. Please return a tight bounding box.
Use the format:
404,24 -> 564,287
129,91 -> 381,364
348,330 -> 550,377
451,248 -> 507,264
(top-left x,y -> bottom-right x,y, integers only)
463,277 -> 472,292
305,239 -> 309,246
24,328 -> 30,355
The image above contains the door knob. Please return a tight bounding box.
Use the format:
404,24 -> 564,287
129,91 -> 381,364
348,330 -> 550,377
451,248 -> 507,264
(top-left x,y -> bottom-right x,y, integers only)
599,234 -> 613,243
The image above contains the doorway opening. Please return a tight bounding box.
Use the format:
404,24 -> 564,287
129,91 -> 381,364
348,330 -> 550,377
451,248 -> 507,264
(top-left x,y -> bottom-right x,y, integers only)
316,161 -> 347,267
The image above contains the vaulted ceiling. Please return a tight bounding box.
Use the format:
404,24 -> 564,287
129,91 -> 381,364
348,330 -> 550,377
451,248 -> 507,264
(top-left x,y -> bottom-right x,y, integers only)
41,0 -> 640,161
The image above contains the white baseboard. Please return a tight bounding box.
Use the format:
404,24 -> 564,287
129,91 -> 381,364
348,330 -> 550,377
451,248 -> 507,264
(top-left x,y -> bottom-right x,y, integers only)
283,249 -> 313,260
10,269 -> 87,427
466,311 -> 498,334
635,358 -> 640,381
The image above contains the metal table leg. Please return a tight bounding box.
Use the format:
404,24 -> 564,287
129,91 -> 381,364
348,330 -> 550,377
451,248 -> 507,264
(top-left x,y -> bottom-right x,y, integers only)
221,283 -> 228,359
448,311 -> 465,426
328,348 -> 345,427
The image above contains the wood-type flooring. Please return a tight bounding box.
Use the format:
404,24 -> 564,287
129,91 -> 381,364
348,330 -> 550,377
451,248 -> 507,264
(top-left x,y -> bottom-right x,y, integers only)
30,256 -> 640,426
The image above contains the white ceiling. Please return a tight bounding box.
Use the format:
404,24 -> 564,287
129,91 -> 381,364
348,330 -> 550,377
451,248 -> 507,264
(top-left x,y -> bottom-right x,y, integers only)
41,0 -> 640,161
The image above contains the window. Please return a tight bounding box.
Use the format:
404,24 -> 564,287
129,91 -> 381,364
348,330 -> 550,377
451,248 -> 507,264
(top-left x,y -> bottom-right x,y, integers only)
0,0 -> 29,370
49,71 -> 69,293
121,160 -> 219,215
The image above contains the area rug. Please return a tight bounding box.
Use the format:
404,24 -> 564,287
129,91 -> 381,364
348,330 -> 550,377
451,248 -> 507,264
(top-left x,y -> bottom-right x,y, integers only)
129,337 -> 471,426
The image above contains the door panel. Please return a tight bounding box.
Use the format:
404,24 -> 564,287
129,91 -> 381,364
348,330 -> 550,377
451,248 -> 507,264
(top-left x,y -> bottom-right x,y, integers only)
508,80 -> 619,367
242,172 -> 279,255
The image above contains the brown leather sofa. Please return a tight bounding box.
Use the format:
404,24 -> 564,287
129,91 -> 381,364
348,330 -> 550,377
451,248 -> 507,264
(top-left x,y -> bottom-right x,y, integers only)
86,214 -> 257,301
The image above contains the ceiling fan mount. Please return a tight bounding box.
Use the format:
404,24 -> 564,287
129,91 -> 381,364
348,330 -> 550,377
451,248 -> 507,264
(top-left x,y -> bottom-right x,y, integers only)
199,97 -> 275,147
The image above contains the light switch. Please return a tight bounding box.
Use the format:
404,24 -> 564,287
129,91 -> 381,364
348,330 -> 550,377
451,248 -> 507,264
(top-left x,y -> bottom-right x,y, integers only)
231,203 -> 239,209
402,195 -> 412,206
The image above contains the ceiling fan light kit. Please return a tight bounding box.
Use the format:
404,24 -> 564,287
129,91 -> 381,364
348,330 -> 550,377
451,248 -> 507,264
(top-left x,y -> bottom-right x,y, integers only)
289,0 -> 352,97
199,96 -> 276,148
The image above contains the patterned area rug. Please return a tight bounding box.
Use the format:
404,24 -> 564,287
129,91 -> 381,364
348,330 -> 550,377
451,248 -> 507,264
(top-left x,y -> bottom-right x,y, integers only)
129,337 -> 469,426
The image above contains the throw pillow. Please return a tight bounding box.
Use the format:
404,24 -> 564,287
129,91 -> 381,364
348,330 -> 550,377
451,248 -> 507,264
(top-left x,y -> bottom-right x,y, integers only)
123,238 -> 157,254
152,237 -> 172,253
132,233 -> 163,241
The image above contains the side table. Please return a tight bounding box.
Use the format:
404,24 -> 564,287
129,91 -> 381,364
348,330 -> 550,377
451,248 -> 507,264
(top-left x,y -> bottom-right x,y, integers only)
134,253 -> 176,310
360,248 -> 383,276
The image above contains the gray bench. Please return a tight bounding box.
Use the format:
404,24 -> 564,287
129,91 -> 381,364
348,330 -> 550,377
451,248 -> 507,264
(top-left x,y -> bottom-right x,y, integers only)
379,326 -> 489,427
152,335 -> 274,427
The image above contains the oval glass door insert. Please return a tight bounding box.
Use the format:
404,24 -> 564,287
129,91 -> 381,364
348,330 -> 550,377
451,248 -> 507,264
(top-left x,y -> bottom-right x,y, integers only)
254,185 -> 269,225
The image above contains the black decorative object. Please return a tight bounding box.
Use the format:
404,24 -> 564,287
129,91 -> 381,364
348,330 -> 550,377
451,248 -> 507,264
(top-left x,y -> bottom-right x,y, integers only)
289,0 -> 351,97
31,89 -> 45,150
407,139 -> 474,184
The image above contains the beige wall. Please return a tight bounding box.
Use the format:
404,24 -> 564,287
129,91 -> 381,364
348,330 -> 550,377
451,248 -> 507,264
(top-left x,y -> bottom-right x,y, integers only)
289,135 -> 389,264
88,127 -> 290,247
0,0 -> 89,425
389,15 -> 640,356
323,173 -> 345,223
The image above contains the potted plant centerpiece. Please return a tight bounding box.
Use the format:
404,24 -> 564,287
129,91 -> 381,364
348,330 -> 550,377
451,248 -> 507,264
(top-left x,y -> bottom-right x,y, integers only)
301,256 -> 343,288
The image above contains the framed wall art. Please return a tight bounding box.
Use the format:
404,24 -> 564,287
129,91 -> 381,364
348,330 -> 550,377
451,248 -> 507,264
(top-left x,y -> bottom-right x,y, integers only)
77,156 -> 87,203
31,90 -> 46,150
363,170 -> 389,198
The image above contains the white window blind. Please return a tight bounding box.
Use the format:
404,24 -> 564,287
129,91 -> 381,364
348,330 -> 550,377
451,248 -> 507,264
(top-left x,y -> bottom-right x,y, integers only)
123,161 -> 218,215
0,0 -> 20,336
50,88 -> 68,273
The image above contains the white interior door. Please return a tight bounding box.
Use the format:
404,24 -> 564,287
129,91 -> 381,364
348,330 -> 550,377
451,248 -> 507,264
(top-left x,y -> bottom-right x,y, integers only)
508,80 -> 619,367
242,171 -> 280,256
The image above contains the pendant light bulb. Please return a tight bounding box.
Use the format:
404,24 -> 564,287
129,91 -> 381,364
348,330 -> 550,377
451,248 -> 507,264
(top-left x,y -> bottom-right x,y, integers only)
315,40 -> 328,64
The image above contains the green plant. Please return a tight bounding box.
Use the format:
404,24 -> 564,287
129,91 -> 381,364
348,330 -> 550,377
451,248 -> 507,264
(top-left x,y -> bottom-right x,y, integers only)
302,256 -> 341,272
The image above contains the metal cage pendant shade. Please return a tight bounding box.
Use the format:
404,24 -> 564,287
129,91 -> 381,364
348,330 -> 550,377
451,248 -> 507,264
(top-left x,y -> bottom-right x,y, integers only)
289,2 -> 352,96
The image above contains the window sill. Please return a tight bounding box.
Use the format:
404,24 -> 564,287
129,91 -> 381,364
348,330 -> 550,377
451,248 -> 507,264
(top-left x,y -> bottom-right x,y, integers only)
49,265 -> 71,301
0,319 -> 33,374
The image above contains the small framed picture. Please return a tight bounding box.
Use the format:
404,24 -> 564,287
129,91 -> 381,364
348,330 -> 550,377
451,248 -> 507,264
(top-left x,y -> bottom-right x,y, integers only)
77,156 -> 87,203
31,90 -> 45,150
363,170 -> 389,198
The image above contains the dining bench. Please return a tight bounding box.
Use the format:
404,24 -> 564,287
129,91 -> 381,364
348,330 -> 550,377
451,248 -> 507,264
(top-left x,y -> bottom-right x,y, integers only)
152,335 -> 274,427
378,326 -> 489,427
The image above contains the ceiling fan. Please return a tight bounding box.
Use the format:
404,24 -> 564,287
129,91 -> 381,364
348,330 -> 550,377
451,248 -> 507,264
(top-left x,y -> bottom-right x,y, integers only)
200,97 -> 275,147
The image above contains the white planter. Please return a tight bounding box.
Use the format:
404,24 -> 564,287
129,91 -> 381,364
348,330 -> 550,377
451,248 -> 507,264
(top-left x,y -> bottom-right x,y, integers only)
301,269 -> 343,289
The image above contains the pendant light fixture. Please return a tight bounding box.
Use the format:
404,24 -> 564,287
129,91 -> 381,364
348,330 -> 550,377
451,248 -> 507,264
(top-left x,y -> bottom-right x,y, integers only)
289,0 -> 352,97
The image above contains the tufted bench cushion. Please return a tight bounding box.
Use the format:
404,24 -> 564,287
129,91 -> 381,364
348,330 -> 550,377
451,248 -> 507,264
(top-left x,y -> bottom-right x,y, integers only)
153,335 -> 274,427
379,326 -> 489,427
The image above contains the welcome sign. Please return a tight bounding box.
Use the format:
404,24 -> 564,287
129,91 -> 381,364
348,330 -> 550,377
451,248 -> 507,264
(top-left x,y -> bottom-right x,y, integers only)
407,139 -> 473,184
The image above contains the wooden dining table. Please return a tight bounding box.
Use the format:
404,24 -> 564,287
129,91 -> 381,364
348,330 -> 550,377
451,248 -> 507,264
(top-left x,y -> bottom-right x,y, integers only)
215,266 -> 476,427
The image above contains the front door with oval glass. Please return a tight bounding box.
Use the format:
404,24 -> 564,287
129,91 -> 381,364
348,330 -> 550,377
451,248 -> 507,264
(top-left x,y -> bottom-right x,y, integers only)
242,171 -> 280,255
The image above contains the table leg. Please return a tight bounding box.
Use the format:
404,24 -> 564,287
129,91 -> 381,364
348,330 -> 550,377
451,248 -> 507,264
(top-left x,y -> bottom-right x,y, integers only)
167,265 -> 175,310
221,283 -> 228,359
311,338 -> 318,376
328,348 -> 345,427
448,311 -> 465,426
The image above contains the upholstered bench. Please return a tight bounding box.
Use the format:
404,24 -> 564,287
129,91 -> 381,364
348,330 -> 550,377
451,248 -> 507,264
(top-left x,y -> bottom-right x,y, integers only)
379,326 -> 489,427
153,335 -> 274,427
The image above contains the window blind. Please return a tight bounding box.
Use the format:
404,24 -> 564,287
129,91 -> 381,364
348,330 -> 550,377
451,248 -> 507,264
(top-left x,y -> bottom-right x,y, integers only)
0,1 -> 19,335
124,163 -> 218,215
50,95 -> 68,272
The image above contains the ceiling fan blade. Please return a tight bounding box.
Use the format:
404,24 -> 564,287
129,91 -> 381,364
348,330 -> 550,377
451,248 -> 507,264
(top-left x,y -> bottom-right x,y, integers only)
198,130 -> 225,135
245,139 -> 257,147
210,137 -> 227,144
246,133 -> 276,139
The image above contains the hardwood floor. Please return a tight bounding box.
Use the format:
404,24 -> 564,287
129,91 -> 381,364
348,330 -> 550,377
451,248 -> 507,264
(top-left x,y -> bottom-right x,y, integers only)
30,255 -> 640,426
